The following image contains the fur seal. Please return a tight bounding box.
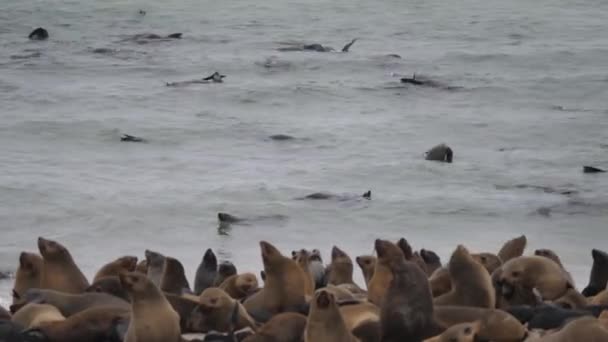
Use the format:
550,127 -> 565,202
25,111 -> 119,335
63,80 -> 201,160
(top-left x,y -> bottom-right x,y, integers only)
497,235 -> 527,263
553,288 -> 588,310
86,276 -> 130,301
423,309 -> 526,342
121,134 -> 147,143
219,273 -> 259,300
13,252 -> 43,305
214,261 -> 238,287
499,256 -> 572,301
434,245 -> 495,308
356,255 -> 376,288
164,293 -> 200,332
536,315 -> 608,340
327,246 -> 357,287
120,271 -> 181,342
420,249 -> 442,276
24,306 -> 130,342
93,256 -> 138,282
241,312 -> 307,342
28,27 -> 49,40
583,166 -> 606,173
37,237 -> 89,293
292,249 -> 326,289
377,238 -> 439,342
195,248 -> 218,295
305,289 -> 357,342
429,267 -> 452,297
368,240 -> 404,306
424,144 -> 453,163
582,249 -> 608,297
13,288 -> 130,317
243,241 -> 308,322
166,72 -> 225,87
471,252 -> 502,275
144,249 -> 165,287
293,250 -> 316,297
11,303 -> 65,329
217,213 -> 243,224
396,238 -> 428,274
192,287 -> 258,333
160,256 -> 192,295
301,190 -> 371,200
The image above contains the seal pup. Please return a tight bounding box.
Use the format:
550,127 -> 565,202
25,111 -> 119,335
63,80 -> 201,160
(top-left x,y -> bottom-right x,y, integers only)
11,303 -> 65,329
377,239 -> 439,342
37,237 -> 89,294
305,289 -> 357,342
28,27 -> 49,40
120,271 -> 181,342
582,249 -> 608,297
144,249 -> 165,287
160,256 -> 192,295
243,241 -> 308,322
195,248 -> 218,295
121,134 -> 147,143
13,252 -> 43,305
583,166 -> 606,173
434,245 -> 495,308
424,144 -> 453,163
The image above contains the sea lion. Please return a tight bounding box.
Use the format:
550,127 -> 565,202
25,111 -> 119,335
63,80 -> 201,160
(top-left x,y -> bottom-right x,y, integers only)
120,134 -> 147,143
293,249 -> 316,297
28,27 -> 49,40
277,39 -> 356,53
434,245 -> 495,308
241,312 -> 307,342
499,256 -> 571,301
214,261 -> 238,287
535,316 -> 608,341
323,284 -> 359,302
339,301 -> 381,334
13,288 -> 130,317
135,260 -> 148,274
192,287 -> 258,333
144,249 -> 165,287
160,256 -> 192,295
13,252 -> 43,305
195,249 -> 218,295
11,303 -> 65,329
327,246 -> 358,287
534,249 -> 575,286
582,249 -> 608,297
356,255 -> 376,288
300,190 -> 371,201
166,72 -> 225,87
219,273 -> 259,300
37,237 -> 89,294
368,240 -> 403,306
120,271 -> 181,342
25,306 -> 130,342
471,252 -> 502,275
93,256 -> 138,283
429,267 -> 452,297
305,289 -> 357,342
377,238 -> 439,342
492,266 -> 543,309
497,235 -> 527,263
243,241 -> 308,322
85,276 -> 130,301
292,249 -> 326,289
420,249 -> 442,276
396,238 -> 428,274
424,144 -> 453,163
583,166 -> 606,173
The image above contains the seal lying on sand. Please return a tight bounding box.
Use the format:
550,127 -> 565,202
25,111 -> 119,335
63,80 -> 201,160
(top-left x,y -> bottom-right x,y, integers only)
277,39 -> 357,53
28,28 -> 49,40
166,72 -> 226,87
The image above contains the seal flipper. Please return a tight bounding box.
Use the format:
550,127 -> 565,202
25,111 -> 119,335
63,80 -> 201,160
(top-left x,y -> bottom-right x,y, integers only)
341,38 -> 357,52
362,190 -> 371,199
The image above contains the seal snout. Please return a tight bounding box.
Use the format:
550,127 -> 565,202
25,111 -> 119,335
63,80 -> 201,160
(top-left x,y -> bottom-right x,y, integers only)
315,290 -> 332,308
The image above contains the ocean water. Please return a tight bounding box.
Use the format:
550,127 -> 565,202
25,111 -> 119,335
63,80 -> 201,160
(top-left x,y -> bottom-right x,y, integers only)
1,0 -> 607,307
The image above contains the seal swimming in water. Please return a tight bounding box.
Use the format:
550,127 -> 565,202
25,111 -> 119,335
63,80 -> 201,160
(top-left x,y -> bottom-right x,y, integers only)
277,39 -> 357,53
425,144 -> 453,163
166,72 -> 226,87
583,166 -> 605,173
299,190 -> 371,201
28,28 -> 49,40
120,134 -> 146,143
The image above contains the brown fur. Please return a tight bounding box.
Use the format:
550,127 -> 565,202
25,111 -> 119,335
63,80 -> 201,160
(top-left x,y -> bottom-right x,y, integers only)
368,240 -> 404,306
434,245 -> 495,308
422,322 -> 478,342
497,235 -> 527,263
327,246 -> 357,286
160,257 -> 191,295
11,303 -> 65,329
356,255 -> 376,288
192,287 -> 257,333
499,256 -> 571,301
396,238 -> 427,274
590,289 -> 608,306
243,241 -> 308,318
305,289 -> 358,342
120,271 -> 181,342
294,249 -> 316,297
164,293 -> 201,333
429,267 -> 452,297
85,276 -> 130,302
242,312 -> 307,342
93,256 -> 138,283
339,301 -> 380,333
553,288 -> 588,310
13,252 -> 43,304
38,237 -> 89,294
135,260 -> 148,274
219,273 -> 259,300
471,253 -> 502,275
537,316 -> 608,341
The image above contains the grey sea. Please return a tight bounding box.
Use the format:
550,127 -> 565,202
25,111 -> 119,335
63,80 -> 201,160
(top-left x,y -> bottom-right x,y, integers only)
1,0 -> 607,306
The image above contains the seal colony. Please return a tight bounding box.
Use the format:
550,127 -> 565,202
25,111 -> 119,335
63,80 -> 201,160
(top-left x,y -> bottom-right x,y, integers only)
2,235 -> 608,341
